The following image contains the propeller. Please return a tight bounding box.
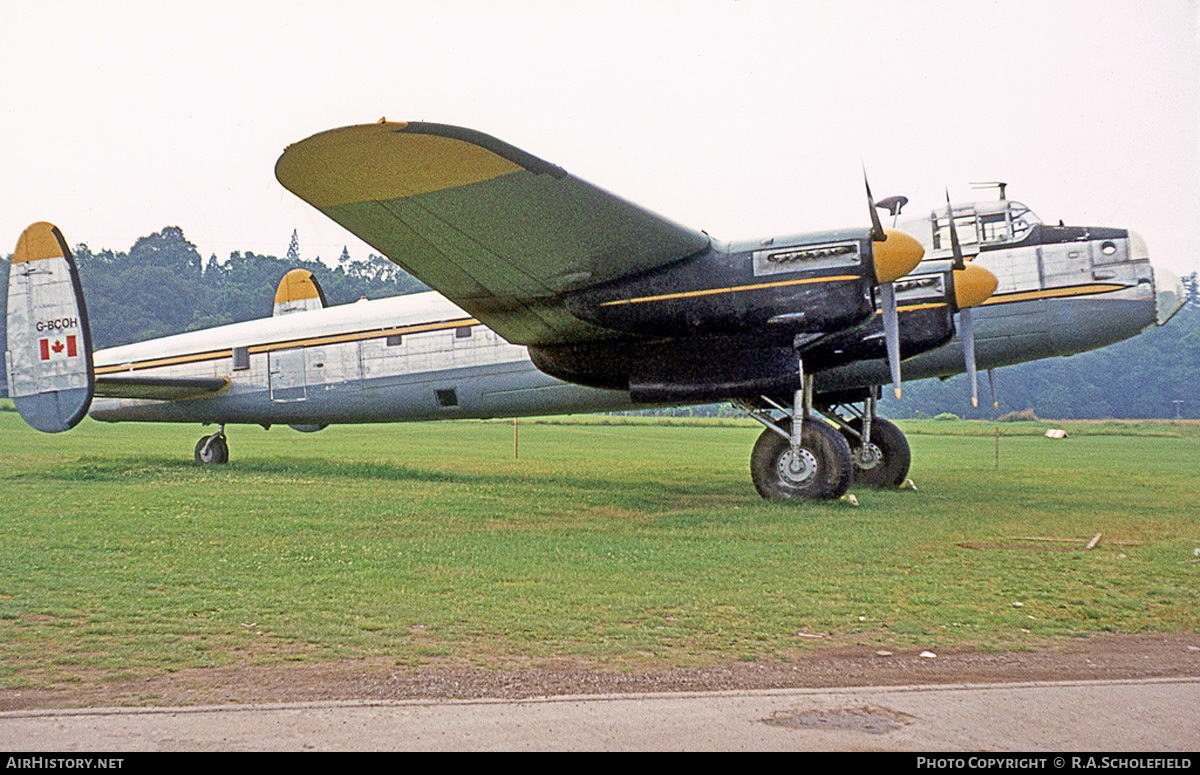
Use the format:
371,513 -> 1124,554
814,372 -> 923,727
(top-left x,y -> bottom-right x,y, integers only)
944,190 -> 998,407
961,307 -> 979,407
879,281 -> 901,399
945,189 -> 966,271
864,171 -> 921,399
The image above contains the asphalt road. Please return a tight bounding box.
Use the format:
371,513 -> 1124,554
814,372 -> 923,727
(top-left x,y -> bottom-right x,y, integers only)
2,677 -> 1198,751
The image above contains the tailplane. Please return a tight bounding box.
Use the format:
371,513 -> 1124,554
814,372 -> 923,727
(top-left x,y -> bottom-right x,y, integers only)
5,222 -> 94,432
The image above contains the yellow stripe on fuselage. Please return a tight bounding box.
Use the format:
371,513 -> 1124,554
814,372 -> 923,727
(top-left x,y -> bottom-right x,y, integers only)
599,274 -> 861,307
879,283 -> 1129,315
94,317 -> 480,376
895,302 -> 948,313
92,282 -> 1133,377
981,283 -> 1127,305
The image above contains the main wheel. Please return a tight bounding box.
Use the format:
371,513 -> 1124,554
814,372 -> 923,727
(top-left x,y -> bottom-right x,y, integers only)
194,433 -> 229,465
750,418 -> 853,501
841,416 -> 910,487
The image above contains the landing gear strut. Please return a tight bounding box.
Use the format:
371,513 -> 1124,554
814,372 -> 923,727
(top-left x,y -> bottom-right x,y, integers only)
821,393 -> 911,488
735,362 -> 853,501
735,376 -> 914,500
748,418 -> 853,500
194,425 -> 229,465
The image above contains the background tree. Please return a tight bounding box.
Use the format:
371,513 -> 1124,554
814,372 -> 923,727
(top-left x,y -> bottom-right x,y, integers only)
286,230 -> 301,264
1182,271 -> 1199,310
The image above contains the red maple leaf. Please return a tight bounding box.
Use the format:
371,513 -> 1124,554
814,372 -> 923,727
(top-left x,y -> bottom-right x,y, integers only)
52,340 -> 64,354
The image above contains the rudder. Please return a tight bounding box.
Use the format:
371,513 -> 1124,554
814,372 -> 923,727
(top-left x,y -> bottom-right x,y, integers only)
5,222 -> 94,432
273,268 -> 327,316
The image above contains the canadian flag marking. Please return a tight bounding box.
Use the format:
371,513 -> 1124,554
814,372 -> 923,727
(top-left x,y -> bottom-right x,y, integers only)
39,335 -> 78,360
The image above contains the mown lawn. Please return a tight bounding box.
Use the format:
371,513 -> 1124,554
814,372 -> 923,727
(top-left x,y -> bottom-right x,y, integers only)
1,411 -> 1197,687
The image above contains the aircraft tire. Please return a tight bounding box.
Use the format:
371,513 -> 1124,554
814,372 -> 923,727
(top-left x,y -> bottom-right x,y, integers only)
750,418 -> 852,501
194,434 -> 229,465
842,416 -> 910,488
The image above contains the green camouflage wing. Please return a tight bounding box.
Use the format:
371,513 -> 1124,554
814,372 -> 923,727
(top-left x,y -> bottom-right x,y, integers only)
275,122 -> 711,345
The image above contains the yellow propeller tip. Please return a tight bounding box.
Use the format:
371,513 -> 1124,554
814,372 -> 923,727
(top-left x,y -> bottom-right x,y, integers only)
894,387 -> 902,399
972,397 -> 979,408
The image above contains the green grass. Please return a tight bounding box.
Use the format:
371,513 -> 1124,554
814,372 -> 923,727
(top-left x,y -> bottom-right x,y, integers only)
0,411 -> 1197,689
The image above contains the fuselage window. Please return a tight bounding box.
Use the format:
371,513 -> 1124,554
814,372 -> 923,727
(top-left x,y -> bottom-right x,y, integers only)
232,346 -> 250,371
435,388 -> 459,408
386,334 -> 403,346
455,326 -> 473,339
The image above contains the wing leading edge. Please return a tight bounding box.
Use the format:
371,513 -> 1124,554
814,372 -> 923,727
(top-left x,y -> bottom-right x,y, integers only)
275,121 -> 712,345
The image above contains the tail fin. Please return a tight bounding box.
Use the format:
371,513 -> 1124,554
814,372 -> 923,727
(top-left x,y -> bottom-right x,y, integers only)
5,222 -> 94,432
273,269 -> 327,316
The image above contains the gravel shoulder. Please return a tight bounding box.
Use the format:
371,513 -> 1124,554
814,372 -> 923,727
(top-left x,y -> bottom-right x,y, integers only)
3,633 -> 1199,712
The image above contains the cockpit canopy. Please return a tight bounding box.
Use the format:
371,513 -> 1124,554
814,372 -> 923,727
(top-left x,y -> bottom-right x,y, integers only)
898,200 -> 1043,259
933,200 -> 1042,250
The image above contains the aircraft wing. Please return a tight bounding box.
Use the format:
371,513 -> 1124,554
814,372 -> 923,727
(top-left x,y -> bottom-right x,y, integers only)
275,122 -> 712,345
94,375 -> 230,401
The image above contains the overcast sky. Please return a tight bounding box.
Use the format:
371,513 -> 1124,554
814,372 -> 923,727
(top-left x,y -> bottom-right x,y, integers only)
2,0 -> 1197,278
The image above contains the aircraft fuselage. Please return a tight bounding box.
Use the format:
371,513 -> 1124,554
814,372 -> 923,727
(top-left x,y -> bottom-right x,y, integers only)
87,292 -> 639,427
816,215 -> 1180,395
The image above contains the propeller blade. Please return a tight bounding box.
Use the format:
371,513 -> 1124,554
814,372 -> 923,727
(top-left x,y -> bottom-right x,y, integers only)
945,189 -> 966,270
961,306 -> 979,407
951,262 -> 997,409
864,168 -> 887,243
879,281 -> 902,399
865,170 -> 923,401
988,368 -> 999,410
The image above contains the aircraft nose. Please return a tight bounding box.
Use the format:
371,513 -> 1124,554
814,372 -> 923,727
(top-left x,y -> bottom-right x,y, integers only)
1128,230 -> 1150,262
1131,231 -> 1186,326
1152,263 -> 1185,326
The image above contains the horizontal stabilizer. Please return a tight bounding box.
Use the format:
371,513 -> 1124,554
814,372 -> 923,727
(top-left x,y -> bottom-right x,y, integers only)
94,375 -> 231,401
5,222 -> 94,432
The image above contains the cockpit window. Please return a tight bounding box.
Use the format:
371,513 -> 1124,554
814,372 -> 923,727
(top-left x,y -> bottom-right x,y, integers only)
929,201 -> 1041,252
1006,203 -> 1041,240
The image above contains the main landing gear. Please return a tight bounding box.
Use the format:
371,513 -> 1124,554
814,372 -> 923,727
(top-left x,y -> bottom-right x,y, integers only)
825,393 -> 912,488
194,425 -> 229,465
735,378 -> 912,501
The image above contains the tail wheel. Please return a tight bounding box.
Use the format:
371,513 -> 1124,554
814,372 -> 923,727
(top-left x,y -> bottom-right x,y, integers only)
842,416 -> 910,487
750,418 -> 853,501
194,433 -> 229,465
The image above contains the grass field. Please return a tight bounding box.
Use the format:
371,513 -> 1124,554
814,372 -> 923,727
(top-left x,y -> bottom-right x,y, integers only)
1,408 -> 1197,689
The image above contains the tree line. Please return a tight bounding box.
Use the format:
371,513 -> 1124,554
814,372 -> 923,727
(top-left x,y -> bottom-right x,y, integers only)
2,225 -> 1198,418
1,226 -> 427,354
